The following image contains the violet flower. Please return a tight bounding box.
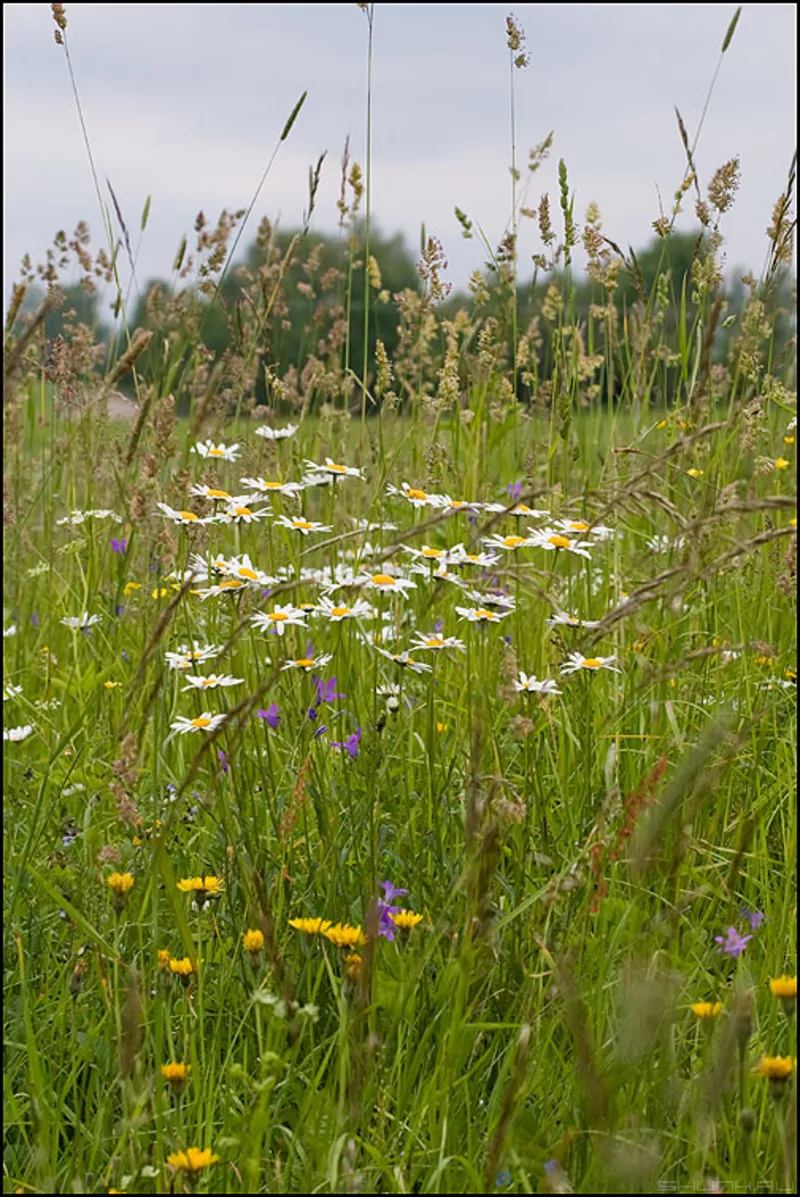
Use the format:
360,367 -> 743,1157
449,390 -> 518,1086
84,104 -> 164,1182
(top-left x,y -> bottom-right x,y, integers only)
714,927 -> 753,958
741,909 -> 765,931
256,703 -> 280,729
312,674 -> 342,705
380,880 -> 409,902
217,749 -> 229,774
376,882 -> 409,941
331,726 -> 361,759
507,481 -> 523,502
313,724 -> 327,739
110,537 -> 127,554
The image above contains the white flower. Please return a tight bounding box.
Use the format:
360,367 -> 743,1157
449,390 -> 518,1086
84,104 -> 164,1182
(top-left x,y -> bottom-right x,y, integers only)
463,589 -> 516,612
165,643 -> 222,670
410,631 -> 465,652
455,605 -> 512,623
60,612 -> 102,630
181,673 -> 244,691
169,712 -> 228,735
254,423 -> 298,440
251,605 -> 308,635
274,514 -> 332,536
192,440 -> 240,461
188,484 -> 235,502
787,416 -> 797,432
352,518 -> 398,532
187,552 -> 229,578
546,612 -> 601,629
560,653 -> 620,675
240,476 -> 303,497
386,482 -> 447,508
406,544 -> 453,564
156,502 -> 209,526
437,495 -> 479,514
3,723 -> 34,742
528,529 -> 593,559
194,578 -> 252,599
224,554 -> 273,586
3,684 -> 23,701
281,653 -> 333,672
56,509 -> 122,526
513,673 -> 561,695
449,544 -> 500,568
304,457 -> 364,480
214,502 -> 269,525
482,533 -> 533,552
315,596 -> 374,621
375,647 -> 433,673
359,571 -> 417,596
646,534 -> 686,553
3,624 -> 17,638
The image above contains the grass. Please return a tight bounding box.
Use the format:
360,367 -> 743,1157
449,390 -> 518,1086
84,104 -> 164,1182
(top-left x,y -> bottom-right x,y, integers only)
3,5 -> 797,1194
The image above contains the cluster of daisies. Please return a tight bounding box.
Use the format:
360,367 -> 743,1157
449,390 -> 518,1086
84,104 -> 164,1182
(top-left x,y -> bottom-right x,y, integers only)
150,440 -> 631,740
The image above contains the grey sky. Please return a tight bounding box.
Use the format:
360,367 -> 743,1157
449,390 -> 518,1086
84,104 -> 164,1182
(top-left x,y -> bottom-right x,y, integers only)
4,3 -> 796,309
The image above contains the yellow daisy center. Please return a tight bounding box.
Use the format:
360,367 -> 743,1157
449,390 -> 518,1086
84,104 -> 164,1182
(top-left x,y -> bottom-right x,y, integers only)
503,536 -> 526,547
548,535 -> 571,548
208,448 -> 224,457
407,488 -> 427,500
328,462 -> 347,473
568,521 -> 589,531
331,607 -> 350,617
234,507 -> 252,517
295,658 -> 314,668
178,511 -> 198,521
426,637 -> 444,647
294,520 -> 314,530
475,609 -> 497,620
219,579 -> 244,589
206,489 -> 230,499
371,574 -> 396,586
236,568 -> 258,580
422,547 -> 442,558
582,658 -> 602,668
269,612 -> 288,621
191,717 -> 211,728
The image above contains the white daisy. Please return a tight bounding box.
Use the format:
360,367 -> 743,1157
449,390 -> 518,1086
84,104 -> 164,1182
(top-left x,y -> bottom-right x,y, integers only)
240,476 -> 303,497
181,673 -> 244,692
192,440 -> 240,462
546,612 -> 602,629
3,625 -> 17,638
3,684 -> 23,701
315,596 -> 374,621
281,653 -> 333,672
560,653 -> 620,675
214,502 -> 270,525
449,544 -> 500,568
463,589 -> 516,612
528,529 -> 593,559
254,423 -> 298,440
359,571 -> 417,597
251,605 -> 308,635
375,647 -> 433,674
437,496 -> 479,514
4,723 -> 34,742
304,457 -> 365,480
188,484 -> 235,502
224,554 -> 273,586
352,518 -> 398,533
482,533 -> 533,552
165,643 -> 222,670
60,612 -> 102,630
405,544 -> 453,564
156,502 -> 209,526
169,712 -> 228,734
646,534 -> 686,553
455,605 -> 513,623
410,631 -> 466,652
187,551 -> 229,578
513,673 -> 562,694
386,482 -> 448,509
195,578 -> 251,599
274,514 -> 333,536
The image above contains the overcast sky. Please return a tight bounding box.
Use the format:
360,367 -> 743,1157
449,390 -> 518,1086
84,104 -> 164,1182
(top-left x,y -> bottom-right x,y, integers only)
4,3 -> 796,310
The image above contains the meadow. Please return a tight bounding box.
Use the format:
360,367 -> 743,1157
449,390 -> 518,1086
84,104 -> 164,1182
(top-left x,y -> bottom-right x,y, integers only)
3,6 -> 797,1194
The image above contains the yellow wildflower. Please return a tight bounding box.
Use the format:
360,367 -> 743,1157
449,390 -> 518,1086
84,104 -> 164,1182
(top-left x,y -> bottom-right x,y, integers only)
690,1001 -> 723,1019
161,1061 -> 190,1090
323,923 -> 366,949
753,1056 -> 794,1080
288,917 -> 332,936
769,975 -> 797,1004
166,1147 -> 219,1174
389,910 -> 424,931
107,872 -> 134,895
243,928 -> 264,953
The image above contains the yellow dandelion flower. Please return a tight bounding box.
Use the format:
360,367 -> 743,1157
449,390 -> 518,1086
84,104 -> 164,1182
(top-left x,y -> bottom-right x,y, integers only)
769,976 -> 797,1002
104,680 -> 121,689
161,1061 -> 190,1088
774,458 -> 790,470
243,928 -> 264,953
177,875 -> 223,898
690,1001 -> 723,1019
123,582 -> 142,596
753,1056 -> 794,1080
686,468 -> 704,479
168,957 -> 195,986
152,587 -> 169,599
389,910 -> 424,931
323,923 -> 366,949
785,436 -> 795,445
289,917 -> 333,936
107,872 -> 135,895
166,1147 -> 219,1174
157,949 -> 171,971
345,953 -> 362,979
